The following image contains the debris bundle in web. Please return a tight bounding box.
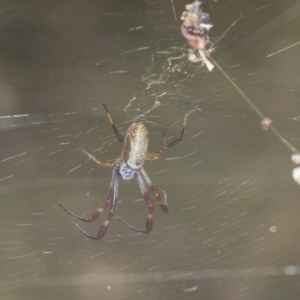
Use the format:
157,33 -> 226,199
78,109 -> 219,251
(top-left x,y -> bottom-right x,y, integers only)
180,0 -> 214,71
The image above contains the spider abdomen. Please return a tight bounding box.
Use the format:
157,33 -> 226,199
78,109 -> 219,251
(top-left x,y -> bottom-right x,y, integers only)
125,122 -> 149,170
118,161 -> 136,180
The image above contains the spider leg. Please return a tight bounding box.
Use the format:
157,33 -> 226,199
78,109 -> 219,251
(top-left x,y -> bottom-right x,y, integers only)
75,169 -> 119,240
76,223 -> 98,239
103,102 -> 124,143
117,217 -> 147,233
117,170 -> 154,233
76,201 -> 117,240
117,188 -> 168,233
146,102 -> 189,160
81,148 -> 115,168
140,167 -> 169,213
58,177 -> 115,223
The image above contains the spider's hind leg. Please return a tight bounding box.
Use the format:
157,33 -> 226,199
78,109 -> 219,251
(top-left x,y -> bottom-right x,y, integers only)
146,102 -> 189,160
103,103 -> 124,143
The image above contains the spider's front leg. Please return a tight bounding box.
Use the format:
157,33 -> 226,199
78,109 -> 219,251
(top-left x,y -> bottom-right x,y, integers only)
59,168 -> 119,240
58,173 -> 116,223
117,170 -> 154,233
146,102 -> 189,160
117,168 -> 168,234
76,203 -> 117,240
140,167 -> 168,213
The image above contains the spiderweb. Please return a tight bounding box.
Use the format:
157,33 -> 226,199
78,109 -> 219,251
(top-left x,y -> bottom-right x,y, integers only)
1,0 -> 300,299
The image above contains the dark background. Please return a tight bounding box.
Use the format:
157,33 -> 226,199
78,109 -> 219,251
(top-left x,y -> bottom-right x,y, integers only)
1,0 -> 300,299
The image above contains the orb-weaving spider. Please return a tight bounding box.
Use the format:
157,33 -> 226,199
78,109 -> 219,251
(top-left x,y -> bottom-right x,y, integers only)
59,103 -> 189,240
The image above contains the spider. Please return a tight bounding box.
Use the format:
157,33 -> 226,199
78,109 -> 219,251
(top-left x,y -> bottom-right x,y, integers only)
59,102 -> 189,240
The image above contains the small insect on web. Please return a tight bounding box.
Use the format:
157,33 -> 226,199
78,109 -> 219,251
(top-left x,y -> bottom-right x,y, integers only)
59,102 -> 190,240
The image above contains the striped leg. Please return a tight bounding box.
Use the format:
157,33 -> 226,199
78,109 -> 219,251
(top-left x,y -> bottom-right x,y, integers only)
117,170 -> 154,233
147,102 -> 189,160
103,103 -> 124,143
140,167 -> 168,213
59,169 -> 119,240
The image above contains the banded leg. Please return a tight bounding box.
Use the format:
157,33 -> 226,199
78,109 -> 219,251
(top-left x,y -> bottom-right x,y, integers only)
58,177 -> 115,222
118,171 -> 154,233
147,102 -> 189,160
59,198 -> 111,223
140,167 -> 168,213
59,169 -> 118,240
76,200 -> 117,240
103,103 -> 124,143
